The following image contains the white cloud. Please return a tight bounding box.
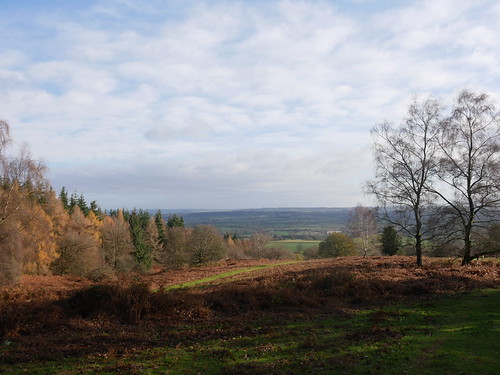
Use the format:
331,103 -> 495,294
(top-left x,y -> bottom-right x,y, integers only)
1,0 -> 499,208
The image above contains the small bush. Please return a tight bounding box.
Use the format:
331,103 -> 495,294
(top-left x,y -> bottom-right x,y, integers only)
87,266 -> 118,282
319,233 -> 357,258
303,245 -> 320,259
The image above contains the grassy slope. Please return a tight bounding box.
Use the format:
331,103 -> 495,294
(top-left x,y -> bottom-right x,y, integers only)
3,289 -> 498,374
164,261 -> 297,291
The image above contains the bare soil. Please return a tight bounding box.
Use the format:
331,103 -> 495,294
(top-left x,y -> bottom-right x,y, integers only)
0,256 -> 498,365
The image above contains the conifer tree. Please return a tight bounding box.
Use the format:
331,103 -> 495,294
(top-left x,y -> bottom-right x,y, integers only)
100,211 -> 135,272
154,210 -> 166,244
380,226 -> 401,256
146,217 -> 162,263
21,203 -> 58,275
167,214 -> 185,228
69,193 -> 78,213
126,209 -> 152,270
90,200 -> 101,217
78,193 -> 90,216
59,187 -> 69,210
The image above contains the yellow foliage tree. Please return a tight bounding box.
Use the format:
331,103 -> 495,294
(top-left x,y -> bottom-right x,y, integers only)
21,204 -> 58,274
51,206 -> 102,277
100,211 -> 135,272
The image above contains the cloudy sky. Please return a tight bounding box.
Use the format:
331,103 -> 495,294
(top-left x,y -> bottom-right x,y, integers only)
1,0 -> 499,209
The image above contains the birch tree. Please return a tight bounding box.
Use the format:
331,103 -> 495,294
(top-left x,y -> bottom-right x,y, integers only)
432,90 -> 500,264
366,98 -> 442,266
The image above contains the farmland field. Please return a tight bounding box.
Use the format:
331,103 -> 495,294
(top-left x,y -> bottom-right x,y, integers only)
1,257 -> 499,374
158,207 -> 352,239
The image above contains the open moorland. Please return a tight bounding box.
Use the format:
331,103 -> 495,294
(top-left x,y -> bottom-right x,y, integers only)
1,256 -> 499,374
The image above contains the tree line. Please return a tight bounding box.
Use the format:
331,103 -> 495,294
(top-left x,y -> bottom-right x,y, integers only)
366,89 -> 500,266
0,118 -> 300,286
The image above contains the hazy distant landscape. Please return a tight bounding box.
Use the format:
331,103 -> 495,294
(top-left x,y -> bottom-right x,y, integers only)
157,207 -> 352,239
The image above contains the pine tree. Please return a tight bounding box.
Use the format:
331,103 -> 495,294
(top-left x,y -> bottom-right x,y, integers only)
380,226 -> 401,256
59,187 -> 69,210
167,214 -> 185,228
127,209 -> 152,270
90,200 -> 101,217
78,193 -> 90,216
154,211 -> 166,244
69,193 -> 78,213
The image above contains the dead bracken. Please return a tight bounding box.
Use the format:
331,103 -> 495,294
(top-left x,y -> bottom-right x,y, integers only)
0,256 -> 498,364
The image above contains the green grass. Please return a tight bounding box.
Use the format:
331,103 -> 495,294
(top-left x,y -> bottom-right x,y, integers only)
3,289 -> 498,374
165,261 -> 297,291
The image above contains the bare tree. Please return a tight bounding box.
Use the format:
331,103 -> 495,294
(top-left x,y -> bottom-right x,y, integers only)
0,119 -> 11,153
246,231 -> 271,259
188,225 -> 226,265
432,90 -> 500,264
3,144 -> 48,189
0,119 -> 51,284
348,205 -> 378,257
366,98 -> 442,266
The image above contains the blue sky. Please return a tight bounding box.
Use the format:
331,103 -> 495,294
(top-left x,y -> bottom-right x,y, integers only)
1,0 -> 499,209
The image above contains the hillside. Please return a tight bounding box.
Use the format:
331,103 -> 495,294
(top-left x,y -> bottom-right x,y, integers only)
1,257 -> 498,374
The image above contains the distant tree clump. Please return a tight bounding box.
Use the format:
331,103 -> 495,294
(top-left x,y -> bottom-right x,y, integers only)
167,214 -> 185,228
318,233 -> 357,258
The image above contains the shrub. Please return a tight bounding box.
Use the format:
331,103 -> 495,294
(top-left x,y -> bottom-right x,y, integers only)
188,225 -> 226,265
318,233 -> 357,257
303,245 -> 320,259
262,245 -> 295,260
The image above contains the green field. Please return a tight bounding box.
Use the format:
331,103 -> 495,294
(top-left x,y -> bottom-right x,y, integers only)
4,289 -> 499,374
267,240 -> 320,252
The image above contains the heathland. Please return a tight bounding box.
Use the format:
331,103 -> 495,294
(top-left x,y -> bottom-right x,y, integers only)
1,256 -> 498,374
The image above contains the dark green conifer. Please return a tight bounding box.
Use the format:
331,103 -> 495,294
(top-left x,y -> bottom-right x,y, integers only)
380,226 -> 401,256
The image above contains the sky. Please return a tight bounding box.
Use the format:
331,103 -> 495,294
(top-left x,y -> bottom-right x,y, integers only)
1,0 -> 500,210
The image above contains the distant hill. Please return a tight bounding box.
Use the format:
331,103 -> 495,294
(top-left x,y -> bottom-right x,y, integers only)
155,207 -> 354,239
